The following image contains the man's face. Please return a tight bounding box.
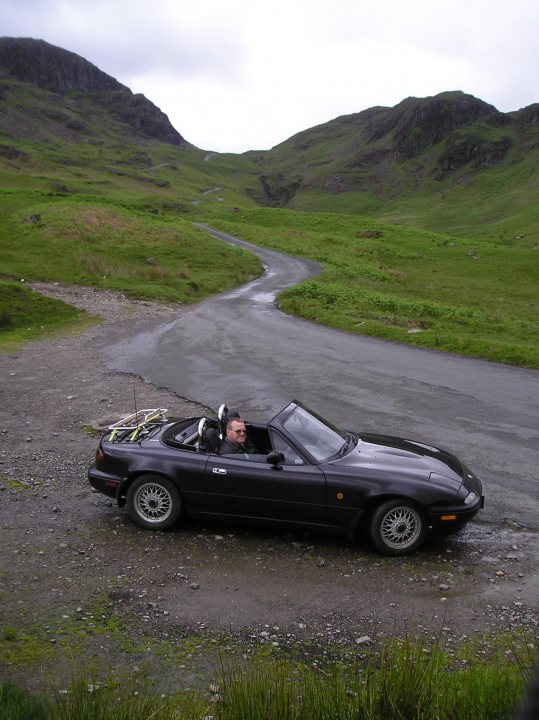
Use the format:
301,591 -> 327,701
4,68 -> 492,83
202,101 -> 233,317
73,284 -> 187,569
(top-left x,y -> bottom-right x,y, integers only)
227,420 -> 247,445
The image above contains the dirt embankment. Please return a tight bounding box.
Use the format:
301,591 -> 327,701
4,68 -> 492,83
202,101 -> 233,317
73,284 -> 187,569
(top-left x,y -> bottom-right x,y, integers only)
1,284 -> 537,691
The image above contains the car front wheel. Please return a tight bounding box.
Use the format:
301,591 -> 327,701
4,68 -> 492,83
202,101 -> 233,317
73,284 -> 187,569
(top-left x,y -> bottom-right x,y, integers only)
369,499 -> 427,555
126,475 -> 182,531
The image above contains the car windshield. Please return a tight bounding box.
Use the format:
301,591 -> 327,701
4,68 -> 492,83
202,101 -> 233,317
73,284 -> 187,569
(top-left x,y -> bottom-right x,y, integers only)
280,405 -> 348,462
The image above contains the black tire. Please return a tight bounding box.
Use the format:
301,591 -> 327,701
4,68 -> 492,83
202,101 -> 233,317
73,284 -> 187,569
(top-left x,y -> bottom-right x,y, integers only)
369,499 -> 427,555
126,475 -> 182,531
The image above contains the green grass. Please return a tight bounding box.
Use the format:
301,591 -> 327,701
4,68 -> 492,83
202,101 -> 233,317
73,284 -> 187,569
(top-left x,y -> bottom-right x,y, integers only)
208,208 -> 539,367
0,682 -> 47,720
0,198 -> 262,303
0,279 -> 94,351
292,155 -> 539,243
219,639 -> 531,720
0,635 -> 534,720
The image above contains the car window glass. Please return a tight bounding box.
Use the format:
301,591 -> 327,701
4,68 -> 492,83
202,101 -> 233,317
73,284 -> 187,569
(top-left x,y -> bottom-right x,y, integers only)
271,433 -> 304,465
281,406 -> 344,462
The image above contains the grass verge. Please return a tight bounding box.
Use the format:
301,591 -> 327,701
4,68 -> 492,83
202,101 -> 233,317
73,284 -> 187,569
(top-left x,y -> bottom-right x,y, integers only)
0,635 -> 535,719
0,280 -> 96,351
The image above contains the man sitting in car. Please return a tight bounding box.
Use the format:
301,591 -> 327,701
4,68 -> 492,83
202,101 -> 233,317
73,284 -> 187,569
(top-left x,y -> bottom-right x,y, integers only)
218,415 -> 258,455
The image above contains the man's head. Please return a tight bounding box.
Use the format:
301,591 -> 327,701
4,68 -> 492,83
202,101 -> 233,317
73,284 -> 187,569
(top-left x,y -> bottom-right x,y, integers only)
226,418 -> 247,446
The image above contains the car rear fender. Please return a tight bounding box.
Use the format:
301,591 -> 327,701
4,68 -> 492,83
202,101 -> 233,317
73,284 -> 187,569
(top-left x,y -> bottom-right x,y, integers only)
117,471 -> 180,509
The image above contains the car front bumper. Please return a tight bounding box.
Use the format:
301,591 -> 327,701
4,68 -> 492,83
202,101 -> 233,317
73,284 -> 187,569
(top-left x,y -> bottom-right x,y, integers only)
428,493 -> 485,531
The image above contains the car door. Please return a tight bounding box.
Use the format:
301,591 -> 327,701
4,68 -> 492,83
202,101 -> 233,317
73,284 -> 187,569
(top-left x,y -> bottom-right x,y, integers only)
201,444 -> 326,523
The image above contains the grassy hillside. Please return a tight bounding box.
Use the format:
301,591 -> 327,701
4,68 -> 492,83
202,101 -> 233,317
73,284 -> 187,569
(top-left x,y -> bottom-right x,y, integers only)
0,197 -> 261,302
247,94 -> 539,242
207,208 -> 539,368
284,156 -> 539,243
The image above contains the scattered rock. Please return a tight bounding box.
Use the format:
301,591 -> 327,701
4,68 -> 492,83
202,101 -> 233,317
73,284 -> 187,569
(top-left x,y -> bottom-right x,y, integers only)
355,636 -> 372,645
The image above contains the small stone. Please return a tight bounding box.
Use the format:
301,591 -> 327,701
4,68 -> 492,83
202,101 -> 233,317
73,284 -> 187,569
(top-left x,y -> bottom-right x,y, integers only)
355,635 -> 372,645
190,582 -> 199,590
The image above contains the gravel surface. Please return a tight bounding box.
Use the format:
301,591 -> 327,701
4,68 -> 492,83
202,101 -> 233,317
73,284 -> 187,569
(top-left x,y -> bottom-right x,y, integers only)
1,283 -> 537,691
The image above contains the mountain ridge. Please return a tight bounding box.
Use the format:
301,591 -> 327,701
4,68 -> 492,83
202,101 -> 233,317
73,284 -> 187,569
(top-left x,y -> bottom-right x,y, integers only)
0,37 -> 537,239
245,90 -> 538,208
0,37 -> 188,146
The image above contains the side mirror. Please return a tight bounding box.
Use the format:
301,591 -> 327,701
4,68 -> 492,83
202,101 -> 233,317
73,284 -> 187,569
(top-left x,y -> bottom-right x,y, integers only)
266,451 -> 285,469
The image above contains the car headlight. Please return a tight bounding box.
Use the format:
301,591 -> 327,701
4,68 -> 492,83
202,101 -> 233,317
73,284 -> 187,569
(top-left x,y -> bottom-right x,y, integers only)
464,491 -> 479,505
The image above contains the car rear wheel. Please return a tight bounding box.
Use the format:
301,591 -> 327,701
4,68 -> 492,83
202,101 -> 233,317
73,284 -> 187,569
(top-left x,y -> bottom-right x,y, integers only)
126,475 -> 182,530
369,499 -> 427,555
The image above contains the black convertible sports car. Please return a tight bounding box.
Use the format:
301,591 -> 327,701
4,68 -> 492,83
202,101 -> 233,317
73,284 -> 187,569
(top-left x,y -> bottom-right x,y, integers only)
88,400 -> 484,555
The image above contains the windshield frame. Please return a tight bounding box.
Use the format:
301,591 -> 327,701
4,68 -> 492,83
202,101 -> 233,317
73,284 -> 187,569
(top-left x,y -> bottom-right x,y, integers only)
270,401 -> 348,464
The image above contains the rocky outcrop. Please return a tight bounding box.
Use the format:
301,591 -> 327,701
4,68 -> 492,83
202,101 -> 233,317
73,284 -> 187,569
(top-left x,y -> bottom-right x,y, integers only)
366,92 -> 499,160
260,174 -> 301,206
435,132 -> 512,178
0,37 -> 125,93
0,37 -> 187,146
514,103 -> 539,125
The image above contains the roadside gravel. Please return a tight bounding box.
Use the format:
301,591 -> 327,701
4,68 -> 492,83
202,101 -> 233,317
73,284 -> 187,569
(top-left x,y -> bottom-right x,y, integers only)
1,283 -> 537,691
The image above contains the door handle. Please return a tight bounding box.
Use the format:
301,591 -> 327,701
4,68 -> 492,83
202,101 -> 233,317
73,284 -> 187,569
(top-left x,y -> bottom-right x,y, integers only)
212,467 -> 227,474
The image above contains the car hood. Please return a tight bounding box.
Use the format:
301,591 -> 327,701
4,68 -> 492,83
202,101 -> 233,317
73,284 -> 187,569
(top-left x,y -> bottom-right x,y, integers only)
334,432 -> 464,488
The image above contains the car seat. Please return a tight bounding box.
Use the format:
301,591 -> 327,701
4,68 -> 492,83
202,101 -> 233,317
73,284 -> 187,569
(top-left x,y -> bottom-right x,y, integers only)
203,427 -> 221,454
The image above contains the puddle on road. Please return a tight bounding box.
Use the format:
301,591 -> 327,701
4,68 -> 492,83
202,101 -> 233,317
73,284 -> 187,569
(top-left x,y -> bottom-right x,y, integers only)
251,292 -> 276,303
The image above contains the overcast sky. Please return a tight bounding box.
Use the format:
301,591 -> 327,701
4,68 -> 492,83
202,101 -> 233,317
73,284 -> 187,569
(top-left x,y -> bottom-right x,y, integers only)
2,0 -> 538,152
